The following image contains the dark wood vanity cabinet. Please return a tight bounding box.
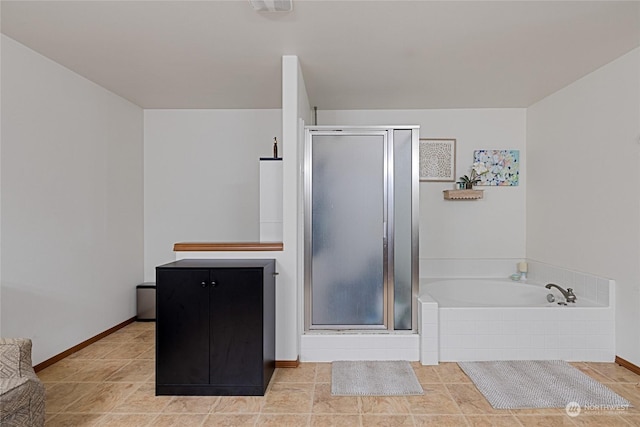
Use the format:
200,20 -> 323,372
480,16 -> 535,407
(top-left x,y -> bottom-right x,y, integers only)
155,259 -> 275,396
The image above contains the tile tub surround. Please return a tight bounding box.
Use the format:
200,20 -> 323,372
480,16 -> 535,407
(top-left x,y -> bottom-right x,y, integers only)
419,272 -> 615,364
527,260 -> 613,306
38,320 -> 640,426
436,305 -> 614,362
419,294 -> 439,366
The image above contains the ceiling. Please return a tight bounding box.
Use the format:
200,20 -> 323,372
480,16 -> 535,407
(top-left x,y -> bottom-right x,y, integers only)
2,1 -> 639,110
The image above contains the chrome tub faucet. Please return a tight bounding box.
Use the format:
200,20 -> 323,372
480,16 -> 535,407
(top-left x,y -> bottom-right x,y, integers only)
545,283 -> 577,303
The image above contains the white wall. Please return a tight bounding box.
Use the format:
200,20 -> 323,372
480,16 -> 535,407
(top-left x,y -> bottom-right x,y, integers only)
280,55 -> 311,360
143,109 -> 281,281
0,35 -> 144,364
172,58 -> 307,362
319,109 -> 527,277
527,48 -> 640,365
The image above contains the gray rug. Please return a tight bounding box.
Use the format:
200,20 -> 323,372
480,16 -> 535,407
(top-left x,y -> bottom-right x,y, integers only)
458,360 -> 631,409
331,360 -> 424,396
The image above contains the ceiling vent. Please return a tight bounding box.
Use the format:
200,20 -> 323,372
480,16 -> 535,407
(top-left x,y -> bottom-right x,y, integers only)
249,0 -> 293,12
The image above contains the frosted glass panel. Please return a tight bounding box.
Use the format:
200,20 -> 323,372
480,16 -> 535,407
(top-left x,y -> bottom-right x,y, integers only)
393,130 -> 412,330
311,135 -> 385,326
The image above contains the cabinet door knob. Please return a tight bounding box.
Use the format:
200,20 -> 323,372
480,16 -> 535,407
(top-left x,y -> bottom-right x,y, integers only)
211,281 -> 217,287
201,281 -> 207,288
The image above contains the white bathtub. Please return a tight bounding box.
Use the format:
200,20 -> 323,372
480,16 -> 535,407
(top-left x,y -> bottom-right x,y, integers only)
418,278 -> 615,364
423,278 -> 604,308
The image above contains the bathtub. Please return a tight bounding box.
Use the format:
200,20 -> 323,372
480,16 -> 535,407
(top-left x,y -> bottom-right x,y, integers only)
423,278 -> 603,308
418,278 -> 615,364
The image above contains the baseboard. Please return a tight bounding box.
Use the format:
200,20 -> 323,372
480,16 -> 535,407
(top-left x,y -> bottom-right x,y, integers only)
275,358 -> 300,368
615,355 -> 640,376
34,317 -> 136,372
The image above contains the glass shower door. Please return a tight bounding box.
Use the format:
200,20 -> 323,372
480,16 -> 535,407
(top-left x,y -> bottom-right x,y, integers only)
392,129 -> 414,330
307,132 -> 387,329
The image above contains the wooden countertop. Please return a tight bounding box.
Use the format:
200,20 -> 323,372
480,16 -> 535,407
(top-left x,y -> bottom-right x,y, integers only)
173,242 -> 284,252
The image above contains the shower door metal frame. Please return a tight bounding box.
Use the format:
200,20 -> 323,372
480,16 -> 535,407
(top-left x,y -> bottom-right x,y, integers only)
304,126 -> 419,332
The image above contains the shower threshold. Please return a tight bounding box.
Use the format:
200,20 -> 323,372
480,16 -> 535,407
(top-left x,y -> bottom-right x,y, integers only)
300,332 -> 419,362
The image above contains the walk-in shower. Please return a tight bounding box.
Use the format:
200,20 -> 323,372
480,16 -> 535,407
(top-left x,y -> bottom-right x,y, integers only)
304,126 -> 419,332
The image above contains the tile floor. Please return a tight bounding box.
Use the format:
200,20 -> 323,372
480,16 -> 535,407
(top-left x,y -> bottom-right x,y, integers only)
39,321 -> 640,426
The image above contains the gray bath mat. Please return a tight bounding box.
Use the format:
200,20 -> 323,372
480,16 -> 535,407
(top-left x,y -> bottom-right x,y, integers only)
331,360 -> 424,396
458,360 -> 631,409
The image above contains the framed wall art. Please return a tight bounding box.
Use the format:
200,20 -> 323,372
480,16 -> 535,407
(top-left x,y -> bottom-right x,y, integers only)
419,138 -> 456,182
473,149 -> 520,186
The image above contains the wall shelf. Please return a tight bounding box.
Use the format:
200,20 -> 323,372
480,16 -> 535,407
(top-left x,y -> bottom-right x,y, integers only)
173,242 -> 283,252
443,189 -> 484,200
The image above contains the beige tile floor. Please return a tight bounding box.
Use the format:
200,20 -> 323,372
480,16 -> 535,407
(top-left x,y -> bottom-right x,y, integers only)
39,321 -> 640,426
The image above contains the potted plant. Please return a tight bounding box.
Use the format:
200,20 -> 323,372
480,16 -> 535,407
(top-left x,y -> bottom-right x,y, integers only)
458,162 -> 488,189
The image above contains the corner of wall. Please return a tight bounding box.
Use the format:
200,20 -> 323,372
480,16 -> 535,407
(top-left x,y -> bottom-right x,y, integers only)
280,55 -> 303,362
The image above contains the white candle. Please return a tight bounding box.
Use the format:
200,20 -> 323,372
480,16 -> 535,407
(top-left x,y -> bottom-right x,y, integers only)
518,262 -> 528,273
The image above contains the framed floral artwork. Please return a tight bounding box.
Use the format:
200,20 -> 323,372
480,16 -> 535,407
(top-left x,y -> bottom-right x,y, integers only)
473,150 -> 520,186
419,138 -> 456,182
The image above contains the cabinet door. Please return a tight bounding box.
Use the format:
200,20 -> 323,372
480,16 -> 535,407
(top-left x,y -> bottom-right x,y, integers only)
157,268 -> 210,385
209,268 -> 263,386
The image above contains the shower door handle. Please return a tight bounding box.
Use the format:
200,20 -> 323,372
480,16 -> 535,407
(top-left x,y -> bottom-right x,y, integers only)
383,221 -> 387,246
